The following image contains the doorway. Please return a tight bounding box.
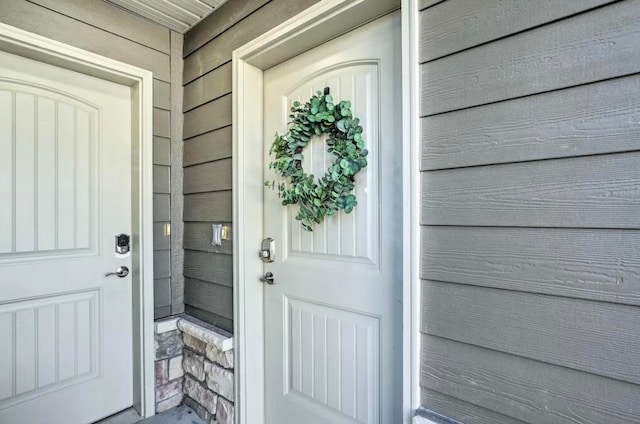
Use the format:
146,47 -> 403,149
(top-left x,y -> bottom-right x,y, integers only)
232,0 -> 415,422
261,13 -> 402,423
0,23 -> 156,421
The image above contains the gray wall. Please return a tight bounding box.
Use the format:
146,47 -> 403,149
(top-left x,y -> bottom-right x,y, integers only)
181,0 -> 319,332
418,0 -> 640,423
1,0 -> 184,319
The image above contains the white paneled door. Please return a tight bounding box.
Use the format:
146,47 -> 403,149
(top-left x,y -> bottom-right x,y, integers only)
0,50 -> 133,423
263,13 -> 402,424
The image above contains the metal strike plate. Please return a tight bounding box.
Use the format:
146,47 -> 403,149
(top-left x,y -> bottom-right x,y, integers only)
259,237 -> 275,263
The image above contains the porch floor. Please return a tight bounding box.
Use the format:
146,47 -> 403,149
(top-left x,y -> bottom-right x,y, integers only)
94,406 -> 206,424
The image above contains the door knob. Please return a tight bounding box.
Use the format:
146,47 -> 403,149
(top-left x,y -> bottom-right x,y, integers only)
260,271 -> 275,285
105,266 -> 129,278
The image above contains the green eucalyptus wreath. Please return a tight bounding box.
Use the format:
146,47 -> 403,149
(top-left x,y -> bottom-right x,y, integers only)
266,89 -> 368,231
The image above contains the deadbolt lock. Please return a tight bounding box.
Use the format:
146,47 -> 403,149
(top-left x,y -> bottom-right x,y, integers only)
259,237 -> 275,263
115,233 -> 131,255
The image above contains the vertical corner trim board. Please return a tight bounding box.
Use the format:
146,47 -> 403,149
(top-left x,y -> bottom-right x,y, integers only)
171,30 -> 186,315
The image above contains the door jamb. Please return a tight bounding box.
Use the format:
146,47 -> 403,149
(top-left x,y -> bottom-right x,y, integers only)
0,23 -> 156,418
401,0 -> 422,422
232,0 -> 419,422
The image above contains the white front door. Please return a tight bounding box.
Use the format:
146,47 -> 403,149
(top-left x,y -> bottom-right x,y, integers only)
0,50 -> 133,424
263,13 -> 402,424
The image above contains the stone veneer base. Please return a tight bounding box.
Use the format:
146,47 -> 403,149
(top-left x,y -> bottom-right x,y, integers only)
154,315 -> 234,424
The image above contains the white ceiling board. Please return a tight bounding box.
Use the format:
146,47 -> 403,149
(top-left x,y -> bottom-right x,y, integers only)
105,0 -> 229,34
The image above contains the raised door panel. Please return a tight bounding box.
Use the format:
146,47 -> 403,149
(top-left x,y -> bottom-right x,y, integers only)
278,63 -> 380,266
286,297 -> 380,424
0,83 -> 97,260
0,290 -> 99,408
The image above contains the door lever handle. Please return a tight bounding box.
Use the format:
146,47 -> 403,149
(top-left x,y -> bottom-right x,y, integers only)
105,266 -> 129,278
260,271 -> 275,285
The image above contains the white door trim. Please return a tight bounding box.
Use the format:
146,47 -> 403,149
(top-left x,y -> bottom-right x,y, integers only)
232,0 -> 419,423
0,23 -> 156,418
401,0 -> 422,422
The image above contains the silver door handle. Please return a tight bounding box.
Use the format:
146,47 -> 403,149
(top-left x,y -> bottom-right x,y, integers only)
105,266 -> 129,278
260,271 -> 275,285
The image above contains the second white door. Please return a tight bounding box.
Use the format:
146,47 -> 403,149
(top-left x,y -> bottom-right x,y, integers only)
263,12 -> 402,424
0,50 -> 134,424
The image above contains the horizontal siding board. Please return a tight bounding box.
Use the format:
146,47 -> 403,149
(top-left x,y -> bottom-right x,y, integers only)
183,222 -> 233,255
27,0 -> 170,53
183,94 -> 232,139
185,305 -> 232,333
153,194 -> 170,222
420,0 -> 640,116
183,191 -> 232,222
421,152 -> 640,228
153,79 -> 171,110
421,335 -> 640,424
1,0 -> 170,82
421,74 -> 640,170
153,108 -> 171,138
153,136 -> 171,166
183,159 -> 232,194
153,165 -> 171,194
183,127 -> 232,167
183,250 -> 232,286
419,0 -> 614,63
155,305 -> 171,319
418,0 -> 445,11
183,62 -> 232,112
153,222 -> 171,250
154,278 -> 171,307
183,0 -> 319,83
183,0 -> 270,56
420,389 -> 526,424
422,281 -> 640,384
184,278 -> 233,320
153,250 -> 171,279
421,226 -> 640,305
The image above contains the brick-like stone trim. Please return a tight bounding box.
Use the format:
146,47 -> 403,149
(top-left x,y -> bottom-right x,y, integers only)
177,316 -> 233,352
154,315 -> 234,423
154,318 -> 185,413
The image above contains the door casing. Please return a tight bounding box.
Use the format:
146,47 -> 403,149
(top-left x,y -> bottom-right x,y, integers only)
231,0 -> 421,423
0,23 -> 157,418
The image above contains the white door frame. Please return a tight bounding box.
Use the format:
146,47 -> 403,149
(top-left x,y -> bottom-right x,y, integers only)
232,0 -> 420,423
0,23 -> 157,418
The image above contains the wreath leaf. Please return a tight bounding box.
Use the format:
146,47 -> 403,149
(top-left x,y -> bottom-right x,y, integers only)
266,90 -> 368,231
